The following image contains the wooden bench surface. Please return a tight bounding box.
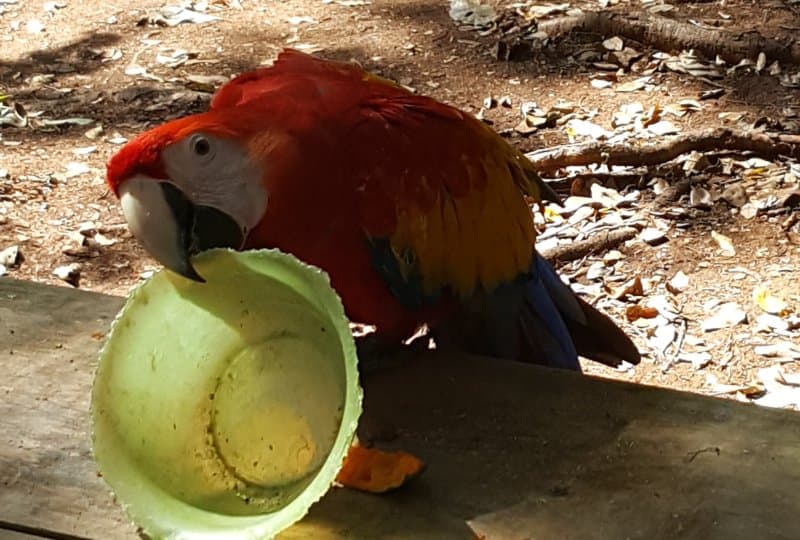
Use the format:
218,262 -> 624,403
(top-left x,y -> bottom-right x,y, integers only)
2,277 -> 800,539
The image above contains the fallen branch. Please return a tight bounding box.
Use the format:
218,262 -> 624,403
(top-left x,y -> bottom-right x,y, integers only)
537,11 -> 800,66
565,172 -> 645,196
527,128 -> 800,175
540,227 -> 638,263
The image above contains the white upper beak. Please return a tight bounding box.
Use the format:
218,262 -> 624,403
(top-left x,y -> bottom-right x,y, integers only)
119,174 -> 204,281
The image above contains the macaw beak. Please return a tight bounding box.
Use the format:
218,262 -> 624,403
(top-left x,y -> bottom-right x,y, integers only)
118,174 -> 245,282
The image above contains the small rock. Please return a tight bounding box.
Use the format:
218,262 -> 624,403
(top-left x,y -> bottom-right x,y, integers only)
603,250 -> 625,265
740,202 -> 758,219
0,245 -> 22,267
721,184 -> 748,207
53,263 -> 81,287
602,36 -> 624,51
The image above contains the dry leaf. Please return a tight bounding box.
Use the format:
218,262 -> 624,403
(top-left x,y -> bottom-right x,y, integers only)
335,444 -> 425,493
449,0 -> 497,27
753,286 -> 789,315
701,302 -> 747,331
626,304 -> 659,322
589,183 -> 624,207
647,120 -> 680,136
648,294 -> 682,321
706,373 -> 763,396
565,119 -> 613,141
690,186 -> 712,208
711,230 -> 736,256
754,341 -> 800,361
651,177 -> 669,195
613,276 -> 645,300
586,261 -> 606,281
590,78 -> 614,89
755,313 -> 791,333
603,250 -> 625,265
667,270 -> 690,294
649,322 -> 676,354
677,351 -> 711,370
64,162 -> 90,178
616,77 -> 650,92
640,227 -> 667,246
754,366 -> 800,410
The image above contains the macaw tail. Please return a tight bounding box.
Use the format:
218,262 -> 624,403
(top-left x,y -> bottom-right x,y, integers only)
519,253 -> 641,371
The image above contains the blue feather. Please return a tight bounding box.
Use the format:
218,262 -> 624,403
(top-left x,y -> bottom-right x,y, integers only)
364,236 -> 440,310
522,254 -> 580,370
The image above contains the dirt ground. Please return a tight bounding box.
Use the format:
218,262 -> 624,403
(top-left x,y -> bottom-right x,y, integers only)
1,0 -> 799,403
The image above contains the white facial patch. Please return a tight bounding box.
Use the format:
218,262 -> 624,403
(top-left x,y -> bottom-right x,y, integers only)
161,133 -> 268,233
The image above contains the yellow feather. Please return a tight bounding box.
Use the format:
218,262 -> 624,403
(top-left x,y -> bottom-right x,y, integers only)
475,160 -> 512,289
386,136 -> 540,299
443,195 -> 477,296
418,194 -> 446,294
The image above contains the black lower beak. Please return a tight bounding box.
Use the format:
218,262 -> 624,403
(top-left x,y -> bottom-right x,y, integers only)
160,183 -> 245,283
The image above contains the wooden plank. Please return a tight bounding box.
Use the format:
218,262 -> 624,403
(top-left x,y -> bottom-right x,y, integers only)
0,528 -> 49,540
2,278 -> 800,539
0,279 -> 132,540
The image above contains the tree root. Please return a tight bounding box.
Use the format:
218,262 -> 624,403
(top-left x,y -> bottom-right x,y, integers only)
527,128 -> 800,175
537,11 -> 800,66
540,227 -> 639,263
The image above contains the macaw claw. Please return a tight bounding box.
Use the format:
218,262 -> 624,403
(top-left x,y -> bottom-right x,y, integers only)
335,443 -> 426,493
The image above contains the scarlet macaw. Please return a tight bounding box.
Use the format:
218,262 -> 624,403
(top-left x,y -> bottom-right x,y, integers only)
106,49 -> 640,491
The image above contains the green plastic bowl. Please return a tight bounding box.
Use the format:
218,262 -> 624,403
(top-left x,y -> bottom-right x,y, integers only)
91,248 -> 362,539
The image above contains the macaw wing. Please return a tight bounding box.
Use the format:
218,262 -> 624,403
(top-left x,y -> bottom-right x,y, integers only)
212,49 -> 560,309
349,92 -> 555,308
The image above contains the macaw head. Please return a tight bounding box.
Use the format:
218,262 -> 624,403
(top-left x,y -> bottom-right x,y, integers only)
106,112 -> 270,282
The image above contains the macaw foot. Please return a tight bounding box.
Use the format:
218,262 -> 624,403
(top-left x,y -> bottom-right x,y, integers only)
356,332 -> 430,374
335,443 -> 425,493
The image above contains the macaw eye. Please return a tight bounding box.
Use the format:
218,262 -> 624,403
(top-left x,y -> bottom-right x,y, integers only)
192,136 -> 211,156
